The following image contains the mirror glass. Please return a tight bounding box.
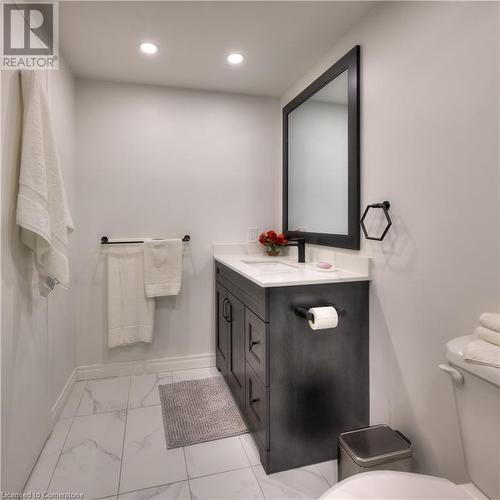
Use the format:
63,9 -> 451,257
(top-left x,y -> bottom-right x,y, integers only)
288,70 -> 348,235
283,46 -> 359,249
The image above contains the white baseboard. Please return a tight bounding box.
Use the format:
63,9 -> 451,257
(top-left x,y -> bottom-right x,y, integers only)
76,352 -> 216,381
48,354 -> 216,422
51,368 -> 77,423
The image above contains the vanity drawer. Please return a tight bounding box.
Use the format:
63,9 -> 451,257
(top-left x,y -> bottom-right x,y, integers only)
245,309 -> 268,386
215,262 -> 268,321
245,362 -> 269,450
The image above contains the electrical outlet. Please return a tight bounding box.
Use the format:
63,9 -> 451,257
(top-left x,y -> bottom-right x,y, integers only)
248,227 -> 258,242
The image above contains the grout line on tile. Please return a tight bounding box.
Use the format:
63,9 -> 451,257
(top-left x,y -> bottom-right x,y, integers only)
249,463 -> 267,499
77,367 -> 217,384
128,402 -> 162,410
182,447 -> 193,500
45,420 -> 74,491
117,377 -> 132,496
73,380 -> 88,416
77,376 -> 133,417
170,366 -> 215,373
117,478 -> 191,498
74,407 -> 130,418
130,373 -> 173,410
78,374 -> 138,382
186,464 -> 255,481
70,380 -> 88,418
74,380 -> 90,417
187,478 -> 194,500
315,463 -> 332,486
238,434 -> 254,466
21,416 -> 70,494
46,380 -> 87,493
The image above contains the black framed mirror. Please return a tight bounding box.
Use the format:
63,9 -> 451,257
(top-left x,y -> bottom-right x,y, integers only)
283,45 -> 360,249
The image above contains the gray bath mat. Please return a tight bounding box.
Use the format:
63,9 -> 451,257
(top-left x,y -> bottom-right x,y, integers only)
159,376 -> 248,448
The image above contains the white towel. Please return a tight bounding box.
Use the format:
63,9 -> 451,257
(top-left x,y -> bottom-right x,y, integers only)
479,312 -> 500,333
474,325 -> 500,346
107,245 -> 155,348
144,239 -> 182,297
465,338 -> 500,368
16,71 -> 74,288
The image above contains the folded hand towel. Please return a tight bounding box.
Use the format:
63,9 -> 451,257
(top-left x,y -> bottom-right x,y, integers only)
465,338 -> 500,368
144,239 -> 182,298
16,71 -> 74,288
479,313 -> 500,333
107,245 -> 155,348
475,325 -> 500,346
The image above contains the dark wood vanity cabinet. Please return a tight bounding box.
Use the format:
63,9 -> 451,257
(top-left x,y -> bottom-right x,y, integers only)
215,261 -> 369,474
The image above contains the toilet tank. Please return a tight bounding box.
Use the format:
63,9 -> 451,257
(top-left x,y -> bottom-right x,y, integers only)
445,335 -> 500,500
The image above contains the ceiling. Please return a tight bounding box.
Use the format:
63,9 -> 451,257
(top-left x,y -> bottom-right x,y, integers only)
60,1 -> 374,97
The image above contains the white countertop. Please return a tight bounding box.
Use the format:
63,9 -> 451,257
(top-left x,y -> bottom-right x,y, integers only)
214,243 -> 371,288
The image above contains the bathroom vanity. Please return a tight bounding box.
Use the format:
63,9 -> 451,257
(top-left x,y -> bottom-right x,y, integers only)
214,45 -> 367,474
214,247 -> 369,474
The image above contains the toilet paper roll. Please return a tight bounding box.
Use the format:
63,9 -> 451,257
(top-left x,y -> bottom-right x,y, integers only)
308,306 -> 338,331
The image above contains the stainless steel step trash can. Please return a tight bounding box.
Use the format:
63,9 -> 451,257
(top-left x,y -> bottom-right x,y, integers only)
338,424 -> 412,481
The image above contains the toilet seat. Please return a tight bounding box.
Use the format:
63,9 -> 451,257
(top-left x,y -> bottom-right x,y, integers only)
319,471 -> 473,500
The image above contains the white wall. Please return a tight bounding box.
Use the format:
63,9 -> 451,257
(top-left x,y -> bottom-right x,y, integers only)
47,59 -> 78,417
282,1 -> 499,483
1,70 -> 48,493
1,60 -> 77,491
74,80 -> 280,367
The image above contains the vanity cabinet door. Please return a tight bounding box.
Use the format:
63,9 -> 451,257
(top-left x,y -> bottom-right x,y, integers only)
227,292 -> 246,409
216,282 -> 229,376
245,309 -> 268,386
245,362 -> 269,450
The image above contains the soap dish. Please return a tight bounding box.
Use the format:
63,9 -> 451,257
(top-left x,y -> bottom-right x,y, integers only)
315,262 -> 337,272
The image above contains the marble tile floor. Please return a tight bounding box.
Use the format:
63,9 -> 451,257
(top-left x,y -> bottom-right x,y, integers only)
24,367 -> 337,500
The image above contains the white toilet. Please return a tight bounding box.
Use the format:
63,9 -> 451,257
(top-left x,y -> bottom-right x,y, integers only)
321,335 -> 500,500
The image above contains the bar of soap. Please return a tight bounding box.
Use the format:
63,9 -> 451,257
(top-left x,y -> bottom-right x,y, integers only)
316,261 -> 333,269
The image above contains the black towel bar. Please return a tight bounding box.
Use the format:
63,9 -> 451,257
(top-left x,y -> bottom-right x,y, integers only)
101,235 -> 190,244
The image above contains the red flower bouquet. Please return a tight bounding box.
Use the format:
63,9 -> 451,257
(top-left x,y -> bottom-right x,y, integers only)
258,230 -> 288,256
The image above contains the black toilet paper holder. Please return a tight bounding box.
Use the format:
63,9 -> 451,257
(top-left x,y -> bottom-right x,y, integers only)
294,305 -> 346,321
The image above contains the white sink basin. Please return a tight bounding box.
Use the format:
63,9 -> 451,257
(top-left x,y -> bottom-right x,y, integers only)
241,260 -> 299,272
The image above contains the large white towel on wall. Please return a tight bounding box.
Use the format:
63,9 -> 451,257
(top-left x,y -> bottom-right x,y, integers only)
16,71 -> 74,288
107,245 -> 155,348
479,312 -> 500,333
144,239 -> 182,297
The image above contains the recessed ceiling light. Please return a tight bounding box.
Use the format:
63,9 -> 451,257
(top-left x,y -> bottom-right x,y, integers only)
227,52 -> 244,65
139,42 -> 159,55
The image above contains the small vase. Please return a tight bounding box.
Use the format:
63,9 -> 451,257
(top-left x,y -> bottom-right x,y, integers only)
266,248 -> 281,257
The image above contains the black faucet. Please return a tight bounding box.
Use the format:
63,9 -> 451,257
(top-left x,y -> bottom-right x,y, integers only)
286,238 -> 306,263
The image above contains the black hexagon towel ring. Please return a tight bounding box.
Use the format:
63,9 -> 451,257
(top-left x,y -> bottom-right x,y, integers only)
360,201 -> 392,241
